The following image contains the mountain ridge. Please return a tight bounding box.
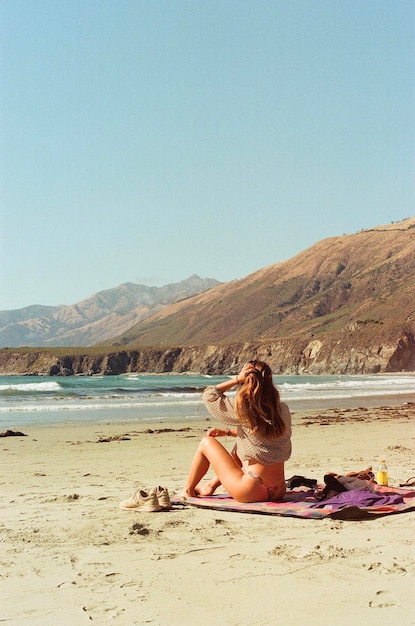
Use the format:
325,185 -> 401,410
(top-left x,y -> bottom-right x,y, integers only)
111,218 -> 415,348
0,275 -> 221,348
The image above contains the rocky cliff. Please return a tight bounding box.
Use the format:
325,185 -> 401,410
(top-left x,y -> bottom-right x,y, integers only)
1,327 -> 413,376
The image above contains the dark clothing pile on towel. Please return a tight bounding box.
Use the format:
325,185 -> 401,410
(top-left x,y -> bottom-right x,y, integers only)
286,475 -> 318,490
311,490 -> 404,509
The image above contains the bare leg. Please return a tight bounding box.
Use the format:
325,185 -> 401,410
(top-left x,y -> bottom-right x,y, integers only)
180,437 -> 266,503
195,444 -> 241,496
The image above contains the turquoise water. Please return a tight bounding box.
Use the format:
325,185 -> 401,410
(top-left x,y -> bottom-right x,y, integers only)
1,373 -> 414,428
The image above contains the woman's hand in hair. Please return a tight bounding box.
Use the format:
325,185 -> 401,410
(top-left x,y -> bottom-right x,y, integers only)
237,362 -> 257,385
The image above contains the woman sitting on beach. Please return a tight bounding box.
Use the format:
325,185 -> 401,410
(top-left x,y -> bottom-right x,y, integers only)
181,360 -> 292,503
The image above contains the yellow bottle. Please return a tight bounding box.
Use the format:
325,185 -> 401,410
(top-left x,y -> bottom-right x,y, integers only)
376,460 -> 388,486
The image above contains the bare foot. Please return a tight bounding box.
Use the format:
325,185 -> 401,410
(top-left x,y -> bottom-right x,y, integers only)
195,482 -> 217,496
195,477 -> 221,496
179,488 -> 197,500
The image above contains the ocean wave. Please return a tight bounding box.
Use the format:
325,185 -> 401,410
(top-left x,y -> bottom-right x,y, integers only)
0,381 -> 62,395
279,376 -> 415,394
1,373 -> 414,426
113,385 -> 202,395
281,389 -> 415,401
0,397 -> 202,413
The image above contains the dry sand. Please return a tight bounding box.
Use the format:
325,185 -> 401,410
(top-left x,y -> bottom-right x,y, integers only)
1,403 -> 414,625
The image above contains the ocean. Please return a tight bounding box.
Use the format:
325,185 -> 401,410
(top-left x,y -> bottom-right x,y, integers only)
1,373 -> 414,429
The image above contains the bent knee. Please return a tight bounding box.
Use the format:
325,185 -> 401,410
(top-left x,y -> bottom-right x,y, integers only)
199,435 -> 222,452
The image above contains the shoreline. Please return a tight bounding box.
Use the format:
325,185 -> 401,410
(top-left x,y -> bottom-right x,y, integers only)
3,399 -> 415,432
2,393 -> 415,431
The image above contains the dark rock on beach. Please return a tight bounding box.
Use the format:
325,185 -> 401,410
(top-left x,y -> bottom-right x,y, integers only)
0,429 -> 27,437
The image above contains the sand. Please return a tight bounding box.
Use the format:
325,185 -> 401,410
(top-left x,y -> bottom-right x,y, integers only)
1,403 -> 414,625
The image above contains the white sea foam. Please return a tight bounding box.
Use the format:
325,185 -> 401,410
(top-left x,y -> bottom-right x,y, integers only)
279,376 -> 415,400
0,398 -> 202,413
0,381 -> 62,393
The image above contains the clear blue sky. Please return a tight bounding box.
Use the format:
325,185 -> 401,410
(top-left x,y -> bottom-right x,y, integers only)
1,1 -> 414,310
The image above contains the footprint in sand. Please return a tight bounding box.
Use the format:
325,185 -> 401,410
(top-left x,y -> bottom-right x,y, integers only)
83,603 -> 125,621
369,590 -> 398,608
44,494 -> 81,503
129,522 -> 150,536
367,561 -> 407,575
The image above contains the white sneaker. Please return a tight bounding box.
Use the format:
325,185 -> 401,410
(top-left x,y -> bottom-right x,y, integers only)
152,486 -> 172,510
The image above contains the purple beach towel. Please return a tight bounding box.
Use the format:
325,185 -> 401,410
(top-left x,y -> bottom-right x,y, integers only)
310,489 -> 404,510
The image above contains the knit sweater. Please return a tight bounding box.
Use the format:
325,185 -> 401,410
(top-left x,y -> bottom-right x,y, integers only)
201,386 -> 292,464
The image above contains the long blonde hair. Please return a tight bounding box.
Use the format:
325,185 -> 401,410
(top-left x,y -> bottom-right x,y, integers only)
235,360 -> 285,437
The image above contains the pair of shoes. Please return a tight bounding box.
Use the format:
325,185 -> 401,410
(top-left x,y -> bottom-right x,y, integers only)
119,489 -> 161,512
119,486 -> 172,512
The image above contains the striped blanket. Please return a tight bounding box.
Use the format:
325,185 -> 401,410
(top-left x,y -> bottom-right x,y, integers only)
173,486 -> 415,520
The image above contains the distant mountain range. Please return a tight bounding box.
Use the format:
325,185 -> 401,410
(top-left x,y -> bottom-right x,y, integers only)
0,275 -> 221,348
1,218 -> 414,375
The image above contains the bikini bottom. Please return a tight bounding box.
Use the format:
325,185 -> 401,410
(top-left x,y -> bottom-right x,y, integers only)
243,467 -> 286,502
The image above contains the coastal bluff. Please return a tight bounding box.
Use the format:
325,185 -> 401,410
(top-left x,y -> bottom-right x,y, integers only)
1,328 -> 414,376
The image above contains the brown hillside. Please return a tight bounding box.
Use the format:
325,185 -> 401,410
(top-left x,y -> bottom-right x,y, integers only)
111,218 -> 415,348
